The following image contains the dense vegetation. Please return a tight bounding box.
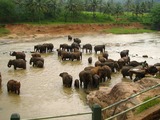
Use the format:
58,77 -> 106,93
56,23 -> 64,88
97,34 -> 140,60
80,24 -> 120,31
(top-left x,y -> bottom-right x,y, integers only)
0,0 -> 160,30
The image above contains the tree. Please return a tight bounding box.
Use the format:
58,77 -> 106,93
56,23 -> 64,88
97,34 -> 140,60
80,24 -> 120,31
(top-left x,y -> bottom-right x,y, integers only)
0,0 -> 16,23
150,4 -> 160,30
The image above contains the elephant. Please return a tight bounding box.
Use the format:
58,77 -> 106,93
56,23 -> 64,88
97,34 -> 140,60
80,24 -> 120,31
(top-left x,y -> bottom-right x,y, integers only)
31,52 -> 41,57
102,51 -> 109,59
61,51 -> 71,61
121,65 -> 134,78
43,43 -> 54,52
82,44 -> 92,53
88,57 -> 92,64
122,56 -> 130,65
7,80 -> 21,95
30,57 -> 44,67
120,49 -> 129,58
94,45 -> 105,54
70,51 -> 82,61
10,51 -> 26,61
71,42 -> 80,51
84,66 -> 95,71
35,60 -> 44,68
57,48 -> 63,56
117,58 -> 126,69
79,70 -> 93,89
97,65 -> 112,82
92,74 -> 100,88
74,38 -> 81,44
8,59 -> 26,70
59,72 -> 73,87
34,44 -> 46,53
74,79 -> 79,88
128,60 -> 144,67
146,65 -> 158,75
68,35 -> 72,41
60,43 -> 69,51
98,55 -> 106,63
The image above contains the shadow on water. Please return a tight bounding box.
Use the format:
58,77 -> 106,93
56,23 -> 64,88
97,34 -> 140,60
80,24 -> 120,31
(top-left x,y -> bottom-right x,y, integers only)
0,33 -> 160,120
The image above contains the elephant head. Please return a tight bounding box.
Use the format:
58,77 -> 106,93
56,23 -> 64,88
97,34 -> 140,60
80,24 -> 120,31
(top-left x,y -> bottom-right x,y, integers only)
8,60 -> 14,68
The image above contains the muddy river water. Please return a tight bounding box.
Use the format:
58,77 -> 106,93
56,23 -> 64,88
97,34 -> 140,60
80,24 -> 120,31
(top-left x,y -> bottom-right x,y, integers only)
0,33 -> 160,120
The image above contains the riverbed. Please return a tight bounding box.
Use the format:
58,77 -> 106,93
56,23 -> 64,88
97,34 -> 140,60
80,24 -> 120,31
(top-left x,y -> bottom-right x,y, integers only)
0,33 -> 160,120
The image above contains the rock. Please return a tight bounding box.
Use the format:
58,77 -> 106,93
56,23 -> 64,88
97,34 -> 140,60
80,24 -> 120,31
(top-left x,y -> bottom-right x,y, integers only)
87,77 -> 160,119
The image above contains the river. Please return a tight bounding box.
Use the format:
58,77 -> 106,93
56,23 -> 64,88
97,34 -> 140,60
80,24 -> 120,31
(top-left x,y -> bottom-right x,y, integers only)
0,33 -> 160,120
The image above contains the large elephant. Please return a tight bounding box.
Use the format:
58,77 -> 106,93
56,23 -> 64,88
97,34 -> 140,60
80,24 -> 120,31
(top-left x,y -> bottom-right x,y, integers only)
82,44 -> 92,53
71,42 -> 80,51
70,51 -> 82,61
79,70 -> 93,89
34,44 -> 46,53
61,51 -> 71,61
43,43 -> 54,52
121,65 -> 134,78
98,55 -> 106,63
60,43 -> 69,51
94,45 -> 105,54
97,65 -> 112,82
120,49 -> 129,58
102,51 -> 109,59
8,59 -> 26,70
92,74 -> 100,88
35,60 -> 44,68
59,72 -> 73,87
128,60 -> 143,67
7,80 -> 21,95
30,57 -> 44,67
10,51 -> 26,61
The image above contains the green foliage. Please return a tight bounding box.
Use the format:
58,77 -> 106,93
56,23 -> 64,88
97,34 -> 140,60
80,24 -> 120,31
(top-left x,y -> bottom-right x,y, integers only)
136,97 -> 160,114
150,3 -> 160,30
0,27 -> 10,36
0,0 -> 16,23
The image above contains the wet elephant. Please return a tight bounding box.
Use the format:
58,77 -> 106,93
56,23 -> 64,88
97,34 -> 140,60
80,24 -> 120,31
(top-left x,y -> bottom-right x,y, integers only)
97,65 -> 112,82
71,42 -> 80,51
74,79 -> 80,88
74,38 -> 81,44
128,60 -> 143,67
68,35 -> 72,41
94,45 -> 105,54
43,43 -> 54,52
7,79 -> 21,95
10,51 -> 26,61
60,43 -> 69,51
34,44 -> 46,53
70,51 -> 82,61
30,57 -> 44,67
61,51 -> 71,61
121,65 -> 134,78
102,51 -> 109,59
59,72 -> 73,87
92,74 -> 100,88
79,70 -> 93,89
8,59 -> 26,70
31,52 -> 41,57
35,60 -> 44,68
82,44 -> 92,53
98,55 -> 106,63
120,49 -> 129,58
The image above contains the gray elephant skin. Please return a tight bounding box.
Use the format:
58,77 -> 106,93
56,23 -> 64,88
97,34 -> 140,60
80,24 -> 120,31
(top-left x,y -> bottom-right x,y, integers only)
59,72 -> 73,87
30,57 -> 44,67
7,79 -> 21,95
8,59 -> 26,70
10,51 -> 26,60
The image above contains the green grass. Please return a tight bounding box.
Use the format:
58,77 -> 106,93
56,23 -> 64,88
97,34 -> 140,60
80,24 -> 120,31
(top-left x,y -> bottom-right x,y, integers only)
0,27 -> 10,36
135,97 -> 160,114
104,27 -> 155,34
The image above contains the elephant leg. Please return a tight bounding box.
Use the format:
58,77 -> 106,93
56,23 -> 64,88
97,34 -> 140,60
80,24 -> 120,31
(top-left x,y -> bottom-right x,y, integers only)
14,66 -> 16,70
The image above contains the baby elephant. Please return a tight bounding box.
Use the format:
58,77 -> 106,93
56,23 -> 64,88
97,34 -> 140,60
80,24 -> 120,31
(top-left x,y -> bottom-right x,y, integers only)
7,80 -> 21,95
59,72 -> 73,88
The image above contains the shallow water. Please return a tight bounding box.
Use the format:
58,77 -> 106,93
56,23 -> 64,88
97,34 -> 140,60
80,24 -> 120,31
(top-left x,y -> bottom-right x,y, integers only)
0,33 -> 160,120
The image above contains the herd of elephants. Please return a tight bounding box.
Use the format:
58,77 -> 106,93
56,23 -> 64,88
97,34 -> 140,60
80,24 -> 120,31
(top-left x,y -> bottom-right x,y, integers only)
1,35 -> 160,96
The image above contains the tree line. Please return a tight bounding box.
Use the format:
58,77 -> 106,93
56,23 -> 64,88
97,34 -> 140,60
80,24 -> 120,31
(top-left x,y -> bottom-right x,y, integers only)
0,0 -> 160,29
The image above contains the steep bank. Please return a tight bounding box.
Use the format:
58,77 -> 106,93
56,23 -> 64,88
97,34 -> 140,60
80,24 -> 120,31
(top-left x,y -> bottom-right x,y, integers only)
87,77 -> 160,120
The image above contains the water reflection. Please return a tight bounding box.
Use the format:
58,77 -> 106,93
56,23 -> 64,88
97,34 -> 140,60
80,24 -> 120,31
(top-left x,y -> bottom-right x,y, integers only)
0,33 -> 160,120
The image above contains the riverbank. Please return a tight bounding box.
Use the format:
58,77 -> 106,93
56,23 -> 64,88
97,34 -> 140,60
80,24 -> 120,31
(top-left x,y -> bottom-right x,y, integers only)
0,23 -> 146,43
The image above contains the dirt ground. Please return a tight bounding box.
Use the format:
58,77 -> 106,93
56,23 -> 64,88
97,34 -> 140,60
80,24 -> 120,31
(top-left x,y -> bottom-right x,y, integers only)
0,23 -> 143,43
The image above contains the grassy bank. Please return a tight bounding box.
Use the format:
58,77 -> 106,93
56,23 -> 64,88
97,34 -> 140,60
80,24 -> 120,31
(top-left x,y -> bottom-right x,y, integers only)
0,27 -> 10,37
104,27 -> 155,34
